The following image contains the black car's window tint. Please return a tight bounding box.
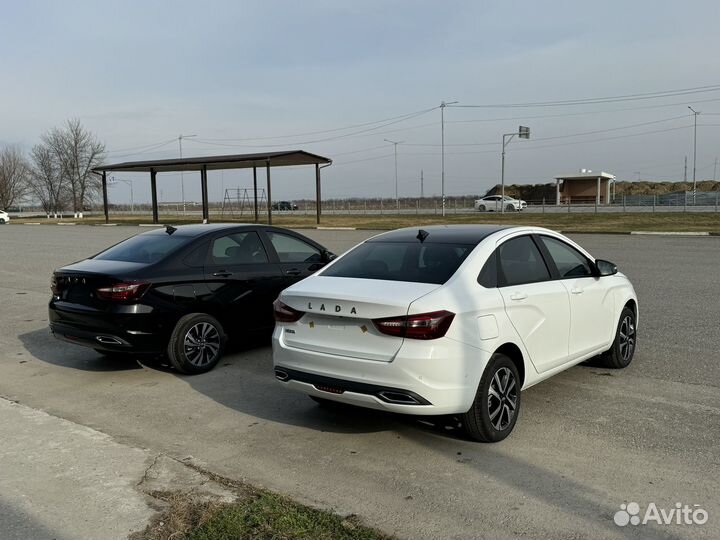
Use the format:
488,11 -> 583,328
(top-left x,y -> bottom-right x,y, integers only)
539,236 -> 593,278
267,232 -> 321,263
94,234 -> 192,263
477,251 -> 498,288
321,242 -> 473,285
183,241 -> 209,267
498,236 -> 550,287
211,232 -> 268,265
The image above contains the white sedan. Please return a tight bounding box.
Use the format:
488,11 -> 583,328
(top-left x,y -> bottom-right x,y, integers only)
272,225 -> 637,442
475,195 -> 527,212
0,210 -> 9,224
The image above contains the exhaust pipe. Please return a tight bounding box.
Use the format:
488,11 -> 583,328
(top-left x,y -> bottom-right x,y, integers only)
274,368 -> 290,381
377,391 -> 421,405
95,335 -> 123,345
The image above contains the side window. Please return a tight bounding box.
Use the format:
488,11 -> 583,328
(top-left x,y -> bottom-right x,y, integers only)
183,240 -> 209,267
477,251 -> 497,288
539,236 -> 593,278
498,236 -> 550,287
267,232 -> 321,263
210,232 -> 268,265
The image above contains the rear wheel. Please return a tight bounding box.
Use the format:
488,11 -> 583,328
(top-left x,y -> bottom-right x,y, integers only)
505,204 -> 516,212
600,306 -> 636,368
0,218 -> 6,224
461,353 -> 521,442
167,313 -> 226,374
478,205 -> 486,212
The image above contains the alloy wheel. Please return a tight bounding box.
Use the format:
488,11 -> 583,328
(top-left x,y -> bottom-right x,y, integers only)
183,322 -> 221,367
618,315 -> 636,361
487,366 -> 517,431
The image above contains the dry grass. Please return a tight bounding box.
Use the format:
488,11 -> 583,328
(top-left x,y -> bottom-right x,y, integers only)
130,490 -> 394,540
12,211 -> 720,233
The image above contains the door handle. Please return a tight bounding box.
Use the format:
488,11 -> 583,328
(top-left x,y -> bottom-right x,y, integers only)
213,271 -> 233,277
285,268 -> 302,276
509,292 -> 527,301
570,287 -> 584,295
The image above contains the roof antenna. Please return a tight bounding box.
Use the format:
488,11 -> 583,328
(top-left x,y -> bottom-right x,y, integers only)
164,224 -> 177,235
416,229 -> 429,242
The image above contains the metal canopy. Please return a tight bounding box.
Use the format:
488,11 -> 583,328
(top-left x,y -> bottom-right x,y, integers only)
92,150 -> 332,225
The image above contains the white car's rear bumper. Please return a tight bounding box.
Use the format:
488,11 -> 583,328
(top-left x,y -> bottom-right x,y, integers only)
272,326 -> 490,415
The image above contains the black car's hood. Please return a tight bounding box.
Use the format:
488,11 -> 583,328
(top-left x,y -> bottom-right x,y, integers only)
57,258 -> 149,276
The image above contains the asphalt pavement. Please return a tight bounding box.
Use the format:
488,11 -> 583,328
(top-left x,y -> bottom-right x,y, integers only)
0,224 -> 718,540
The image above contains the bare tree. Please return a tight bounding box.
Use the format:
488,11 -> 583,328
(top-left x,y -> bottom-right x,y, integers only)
42,119 -> 105,216
29,143 -> 66,217
0,146 -> 30,209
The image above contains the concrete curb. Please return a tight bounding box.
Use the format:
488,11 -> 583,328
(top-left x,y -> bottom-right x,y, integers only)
316,226 -> 357,230
630,231 -> 711,236
138,223 -> 163,227
56,222 -> 77,226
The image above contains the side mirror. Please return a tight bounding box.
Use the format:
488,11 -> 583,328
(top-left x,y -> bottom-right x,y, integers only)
322,249 -> 337,262
595,259 -> 618,277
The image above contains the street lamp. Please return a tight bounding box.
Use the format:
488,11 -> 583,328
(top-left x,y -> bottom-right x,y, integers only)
384,138 -> 403,209
500,126 -> 530,213
440,100 -> 458,217
688,106 -> 700,204
178,134 -> 197,215
108,176 -> 134,213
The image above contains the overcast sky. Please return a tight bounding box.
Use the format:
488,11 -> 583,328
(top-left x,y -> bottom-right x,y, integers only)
2,0 -> 720,204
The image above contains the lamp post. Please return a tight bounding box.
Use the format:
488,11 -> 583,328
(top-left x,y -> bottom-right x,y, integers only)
440,100 -> 458,217
384,138 -> 403,209
178,134 -> 196,215
688,107 -> 700,204
500,126 -> 530,214
109,176 -> 134,213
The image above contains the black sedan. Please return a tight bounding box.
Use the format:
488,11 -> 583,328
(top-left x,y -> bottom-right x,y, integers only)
49,224 -> 334,374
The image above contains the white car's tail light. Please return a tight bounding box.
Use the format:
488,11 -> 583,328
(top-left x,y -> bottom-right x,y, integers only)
373,310 -> 455,340
273,299 -> 304,323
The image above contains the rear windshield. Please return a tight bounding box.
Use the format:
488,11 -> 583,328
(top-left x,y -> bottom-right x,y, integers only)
321,241 -> 474,284
94,234 -> 193,263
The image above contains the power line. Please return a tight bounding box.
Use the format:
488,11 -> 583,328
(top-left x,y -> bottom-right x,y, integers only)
448,84 -> 720,109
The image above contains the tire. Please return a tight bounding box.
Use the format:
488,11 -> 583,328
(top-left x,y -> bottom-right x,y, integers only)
461,353 -> 521,442
505,204 -> 516,212
478,205 -> 486,212
599,306 -> 637,369
0,218 -> 5,224
167,313 -> 226,374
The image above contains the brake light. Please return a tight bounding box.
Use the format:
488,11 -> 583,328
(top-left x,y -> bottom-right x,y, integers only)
373,310 -> 455,340
273,299 -> 304,323
96,282 -> 150,301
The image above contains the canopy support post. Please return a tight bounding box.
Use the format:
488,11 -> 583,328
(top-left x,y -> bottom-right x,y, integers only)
201,165 -> 209,223
101,171 -> 109,224
266,161 -> 272,225
253,166 -> 258,223
315,163 -> 322,225
150,168 -> 159,223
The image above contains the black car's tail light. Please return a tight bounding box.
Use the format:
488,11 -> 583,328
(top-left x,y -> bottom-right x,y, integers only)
373,310 -> 455,340
273,299 -> 304,323
96,282 -> 150,302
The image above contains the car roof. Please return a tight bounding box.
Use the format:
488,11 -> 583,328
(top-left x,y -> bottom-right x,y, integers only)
367,224 -> 514,245
139,223 -> 264,237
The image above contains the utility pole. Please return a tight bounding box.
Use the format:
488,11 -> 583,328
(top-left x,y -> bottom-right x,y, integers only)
440,100 -> 458,217
384,139 -> 403,209
178,134 -> 197,215
714,157 -> 718,182
500,126 -> 531,213
688,106 -> 700,204
684,156 -> 688,183
420,169 -> 424,198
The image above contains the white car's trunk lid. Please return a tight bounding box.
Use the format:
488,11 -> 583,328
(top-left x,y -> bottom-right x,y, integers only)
280,276 -> 439,362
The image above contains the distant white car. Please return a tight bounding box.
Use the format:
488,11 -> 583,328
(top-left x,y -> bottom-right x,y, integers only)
272,225 -> 638,442
475,195 -> 527,212
0,210 -> 9,224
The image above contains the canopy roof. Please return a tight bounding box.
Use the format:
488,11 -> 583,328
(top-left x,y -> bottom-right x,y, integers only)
93,150 -> 331,173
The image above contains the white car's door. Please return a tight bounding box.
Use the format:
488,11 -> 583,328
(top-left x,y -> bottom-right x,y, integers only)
496,235 -> 571,373
537,235 -> 615,358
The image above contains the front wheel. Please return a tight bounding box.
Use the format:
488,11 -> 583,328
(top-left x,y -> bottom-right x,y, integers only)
167,313 -> 226,374
0,218 -> 6,224
505,204 -> 516,212
600,306 -> 636,368
477,205 -> 486,212
460,353 -> 521,442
